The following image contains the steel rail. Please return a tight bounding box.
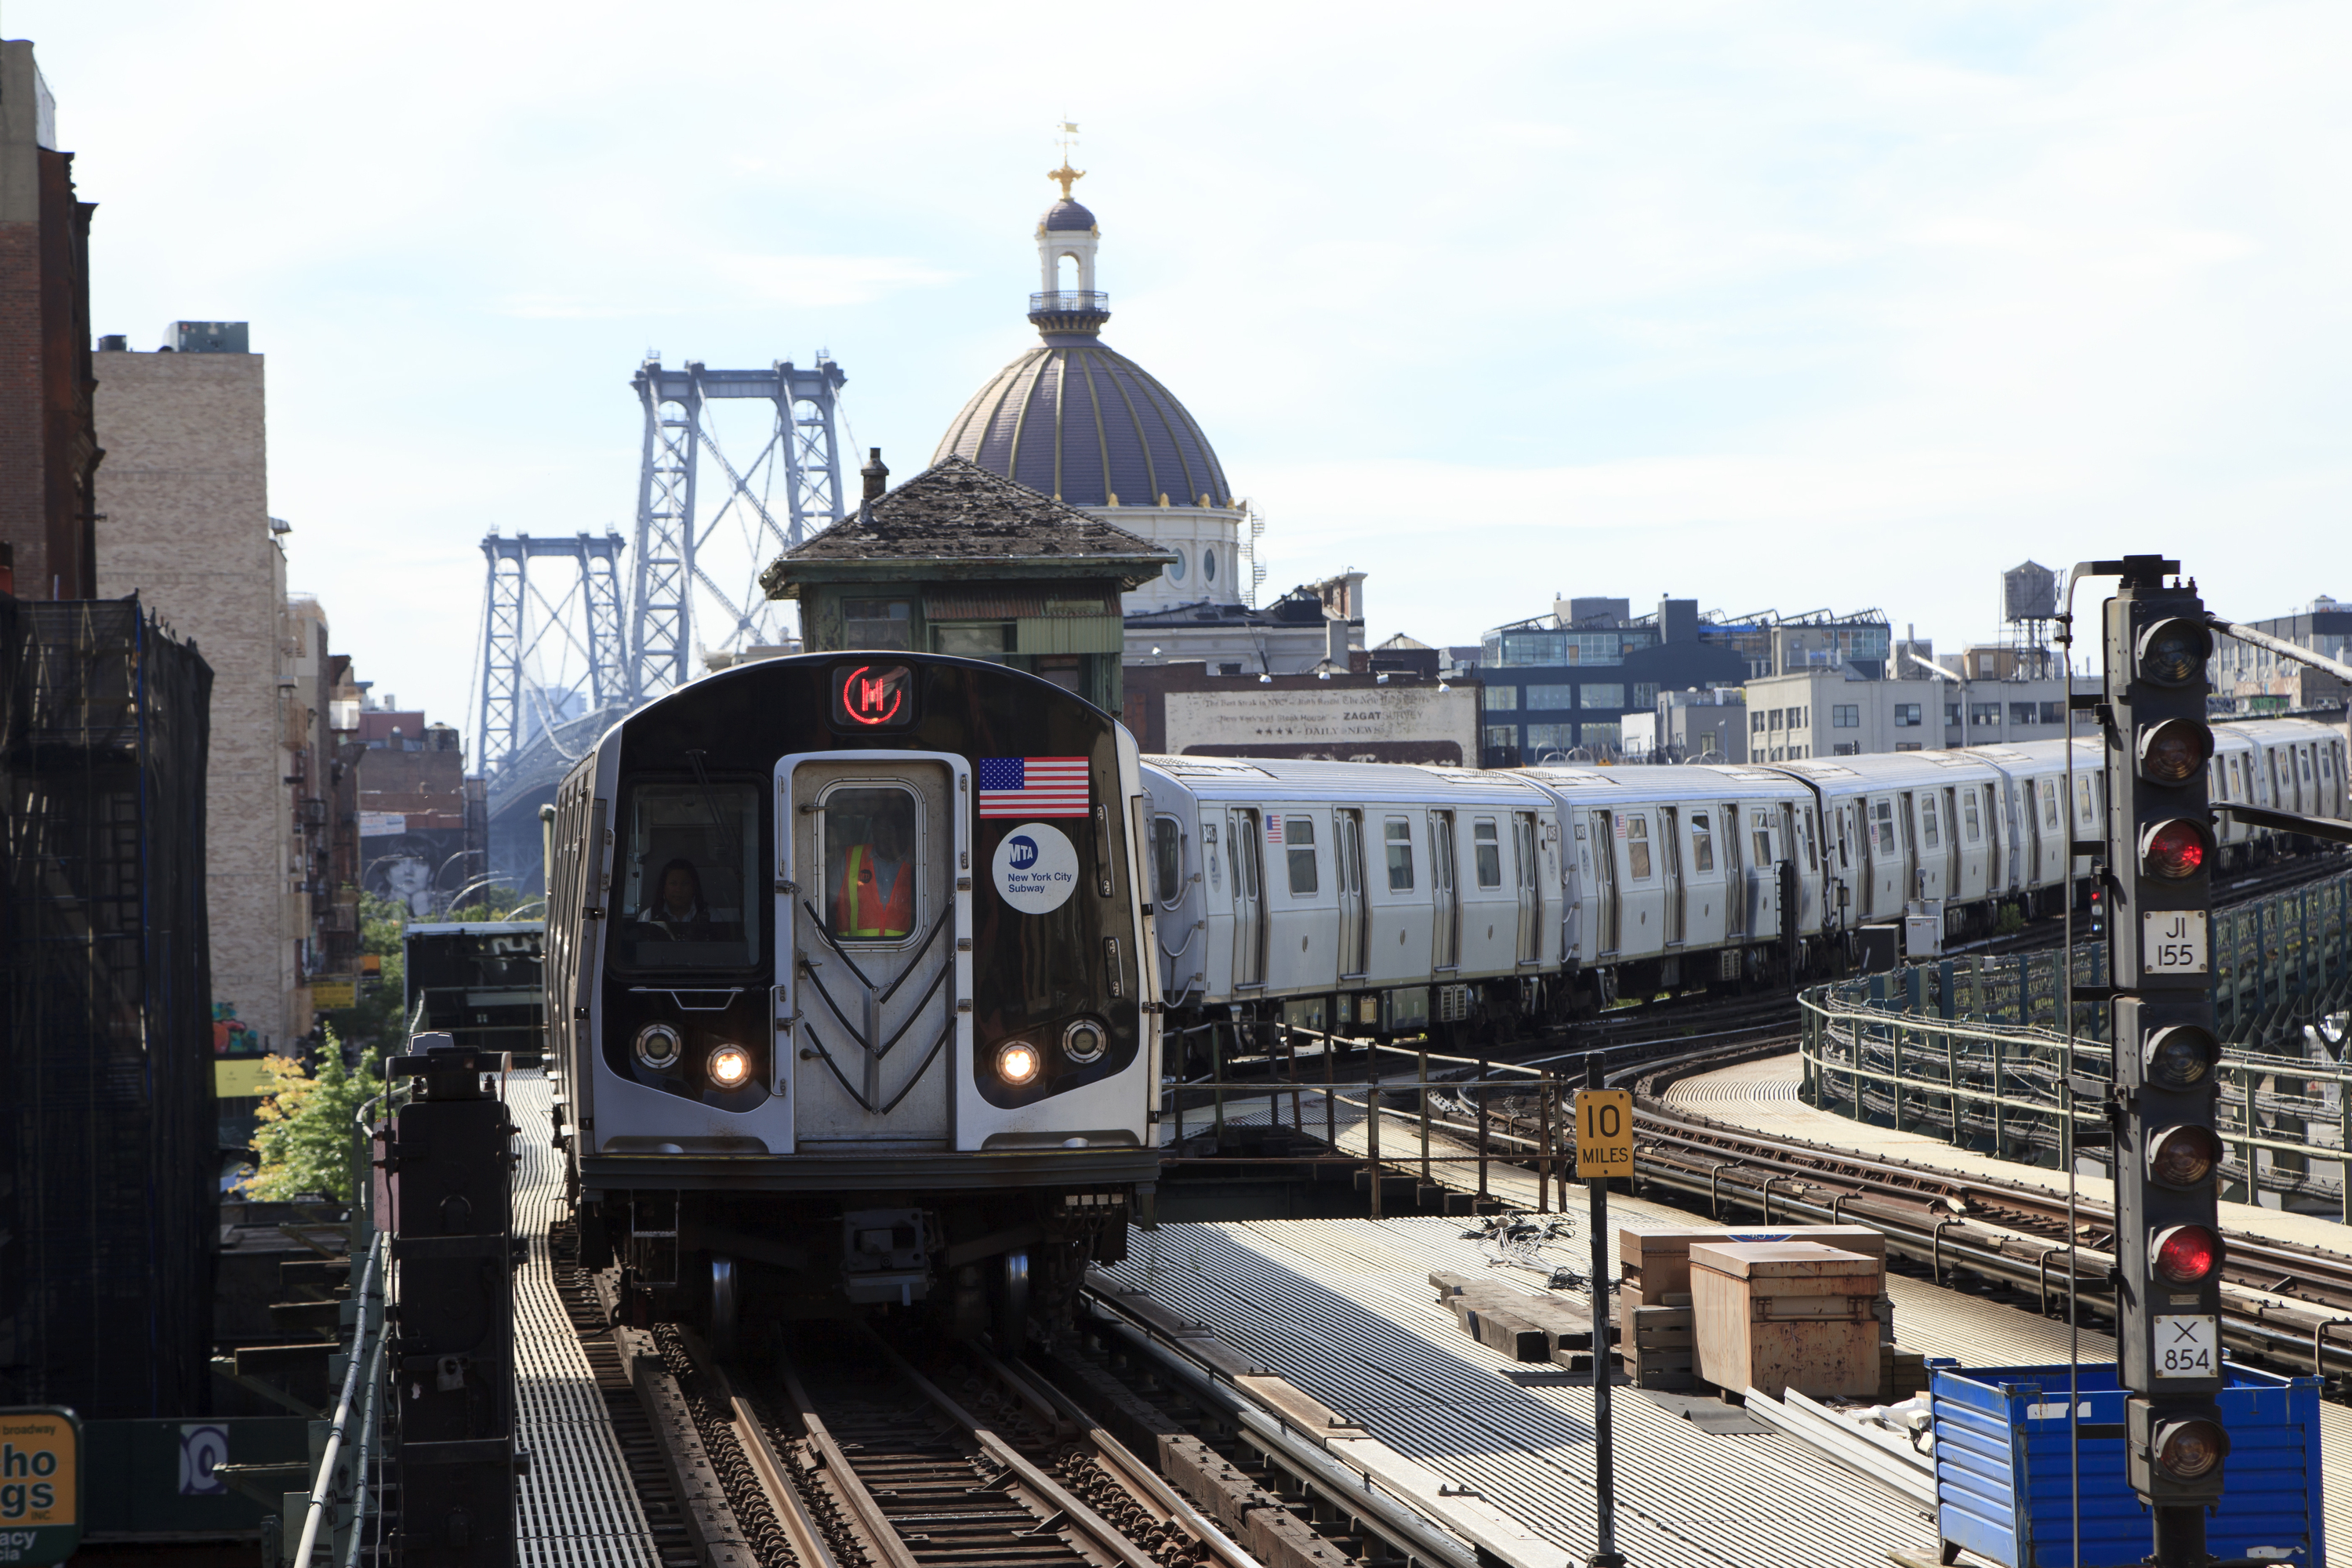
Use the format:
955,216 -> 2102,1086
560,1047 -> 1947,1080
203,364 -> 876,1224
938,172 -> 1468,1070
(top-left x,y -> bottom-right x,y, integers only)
856,1330 -> 1170,1568
967,1345 -> 1269,1568
774,1343 -> 925,1568
1081,1301 -> 1479,1568
679,1333 -> 844,1568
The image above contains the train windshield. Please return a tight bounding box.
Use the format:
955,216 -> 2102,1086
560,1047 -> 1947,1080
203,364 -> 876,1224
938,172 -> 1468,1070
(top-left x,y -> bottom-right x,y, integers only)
615,780 -> 764,970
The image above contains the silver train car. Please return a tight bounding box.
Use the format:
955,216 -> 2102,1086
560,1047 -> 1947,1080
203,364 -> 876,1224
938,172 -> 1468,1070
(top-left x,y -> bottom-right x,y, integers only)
546,652 -> 1159,1341
1141,718 -> 2349,1036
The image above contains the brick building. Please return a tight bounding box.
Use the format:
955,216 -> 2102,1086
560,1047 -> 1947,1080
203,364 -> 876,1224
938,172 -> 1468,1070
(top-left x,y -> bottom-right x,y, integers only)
0,41 -> 99,601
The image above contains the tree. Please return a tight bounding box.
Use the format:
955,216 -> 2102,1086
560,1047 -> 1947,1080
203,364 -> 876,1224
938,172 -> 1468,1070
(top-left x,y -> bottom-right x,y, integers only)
320,892 -> 413,1053
245,1027 -> 384,1203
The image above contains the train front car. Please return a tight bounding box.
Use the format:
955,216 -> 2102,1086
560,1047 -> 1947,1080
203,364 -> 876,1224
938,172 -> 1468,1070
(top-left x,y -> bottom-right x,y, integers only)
546,653 -> 1158,1346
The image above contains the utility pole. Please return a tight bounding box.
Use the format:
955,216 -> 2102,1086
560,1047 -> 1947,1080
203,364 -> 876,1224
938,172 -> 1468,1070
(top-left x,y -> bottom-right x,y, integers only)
2094,556 -> 2229,1563
1577,1054 -> 1631,1568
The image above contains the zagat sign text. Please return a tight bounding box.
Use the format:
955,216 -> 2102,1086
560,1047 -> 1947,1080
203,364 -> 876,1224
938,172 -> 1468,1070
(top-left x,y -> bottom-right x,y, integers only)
832,664 -> 916,730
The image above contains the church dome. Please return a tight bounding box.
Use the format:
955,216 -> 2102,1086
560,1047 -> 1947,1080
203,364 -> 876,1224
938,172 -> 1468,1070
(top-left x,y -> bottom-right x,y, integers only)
933,343 -> 1232,510
1041,198 -> 1097,232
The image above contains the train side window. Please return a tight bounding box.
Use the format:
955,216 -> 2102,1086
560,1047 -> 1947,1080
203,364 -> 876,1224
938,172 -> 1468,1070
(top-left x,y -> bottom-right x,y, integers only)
1385,818 -> 1415,891
1286,816 -> 1319,896
1799,812 -> 1817,871
2076,774 -> 2094,825
1921,797 -> 1940,850
1871,799 -> 1896,857
1690,812 -> 1715,873
615,779 -> 764,969
1752,822 -> 1772,865
1626,815 -> 1652,880
2299,747 -> 2314,783
822,786 -> 922,943
1962,791 -> 1980,842
1472,819 -> 1503,888
1152,816 -> 1183,907
2041,779 -> 2059,829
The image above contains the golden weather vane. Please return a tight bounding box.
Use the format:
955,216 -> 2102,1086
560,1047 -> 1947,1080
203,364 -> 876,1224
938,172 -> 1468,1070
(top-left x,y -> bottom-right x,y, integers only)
1050,119 -> 1084,200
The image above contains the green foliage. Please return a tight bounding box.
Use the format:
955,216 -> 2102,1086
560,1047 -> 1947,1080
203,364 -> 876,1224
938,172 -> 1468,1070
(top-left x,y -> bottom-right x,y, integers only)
321,891 -> 415,1051
244,1026 -> 384,1203
444,881 -> 537,924
1994,902 -> 2027,935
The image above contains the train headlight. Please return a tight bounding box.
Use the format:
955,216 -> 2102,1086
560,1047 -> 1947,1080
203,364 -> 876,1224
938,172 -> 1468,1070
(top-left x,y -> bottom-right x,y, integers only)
634,1023 -> 684,1071
1062,1018 -> 1107,1065
706,1044 -> 753,1088
996,1040 -> 1042,1087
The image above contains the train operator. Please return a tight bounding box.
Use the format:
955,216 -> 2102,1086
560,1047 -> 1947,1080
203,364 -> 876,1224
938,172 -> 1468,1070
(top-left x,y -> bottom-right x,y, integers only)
637,857 -> 715,941
834,811 -> 915,939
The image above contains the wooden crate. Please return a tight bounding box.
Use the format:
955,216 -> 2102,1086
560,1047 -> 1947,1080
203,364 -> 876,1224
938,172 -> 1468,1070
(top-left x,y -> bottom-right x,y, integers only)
1689,1240 -> 1883,1399
1619,1302 -> 1696,1389
1618,1225 -> 1887,1302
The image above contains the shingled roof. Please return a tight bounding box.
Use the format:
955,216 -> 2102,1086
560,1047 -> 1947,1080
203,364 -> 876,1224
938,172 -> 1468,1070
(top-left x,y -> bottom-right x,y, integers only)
760,456 -> 1174,597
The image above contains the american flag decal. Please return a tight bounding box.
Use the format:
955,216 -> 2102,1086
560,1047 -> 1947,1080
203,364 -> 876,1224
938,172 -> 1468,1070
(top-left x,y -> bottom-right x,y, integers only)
976,757 -> 1090,818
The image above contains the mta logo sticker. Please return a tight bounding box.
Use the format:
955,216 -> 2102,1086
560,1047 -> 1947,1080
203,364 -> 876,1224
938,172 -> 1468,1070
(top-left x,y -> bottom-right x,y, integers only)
990,824 -> 1077,914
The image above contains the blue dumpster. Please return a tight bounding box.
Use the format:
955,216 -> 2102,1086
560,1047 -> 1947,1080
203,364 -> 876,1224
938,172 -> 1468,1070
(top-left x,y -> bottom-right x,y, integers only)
1929,1359 -> 2323,1566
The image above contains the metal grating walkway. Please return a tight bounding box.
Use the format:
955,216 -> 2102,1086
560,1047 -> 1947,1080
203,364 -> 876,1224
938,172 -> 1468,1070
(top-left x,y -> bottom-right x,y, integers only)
507,1071 -> 662,1567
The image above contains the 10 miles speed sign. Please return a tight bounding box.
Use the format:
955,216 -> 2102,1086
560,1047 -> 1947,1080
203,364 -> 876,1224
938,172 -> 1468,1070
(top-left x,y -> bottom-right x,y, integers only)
1575,1089 -> 1634,1181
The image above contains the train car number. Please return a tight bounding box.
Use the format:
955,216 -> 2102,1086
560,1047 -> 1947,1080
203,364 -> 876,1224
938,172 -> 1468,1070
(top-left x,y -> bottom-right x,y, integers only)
2142,910 -> 2209,976
2153,1314 -> 2219,1378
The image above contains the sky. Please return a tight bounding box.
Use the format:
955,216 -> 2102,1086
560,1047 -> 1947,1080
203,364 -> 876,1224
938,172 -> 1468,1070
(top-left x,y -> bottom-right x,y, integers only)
19,2 -> 2351,747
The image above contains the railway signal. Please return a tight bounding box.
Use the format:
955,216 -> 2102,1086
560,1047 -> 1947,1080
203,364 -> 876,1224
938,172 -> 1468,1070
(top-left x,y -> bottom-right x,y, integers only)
2096,558 -> 2229,1553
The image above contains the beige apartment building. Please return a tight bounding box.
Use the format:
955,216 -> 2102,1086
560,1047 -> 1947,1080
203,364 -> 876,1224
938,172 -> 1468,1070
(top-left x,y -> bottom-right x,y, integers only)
95,333 -> 315,1051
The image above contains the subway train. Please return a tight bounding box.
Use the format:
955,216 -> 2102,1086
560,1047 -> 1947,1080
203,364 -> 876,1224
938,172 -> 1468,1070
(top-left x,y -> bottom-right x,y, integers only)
1141,717 -> 2348,1040
543,652 -> 1159,1341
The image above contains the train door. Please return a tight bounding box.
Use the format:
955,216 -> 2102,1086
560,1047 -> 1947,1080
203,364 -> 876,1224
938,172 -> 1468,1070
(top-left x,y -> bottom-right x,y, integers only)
2296,745 -> 2314,815
1661,806 -> 1686,946
780,755 -> 967,1152
1335,808 -> 1367,979
2264,750 -> 2280,810
1898,792 -> 1922,902
1429,810 -> 1460,971
1592,811 -> 1621,953
1229,808 -> 1265,989
1723,805 -> 1748,941
1748,808 -> 1777,937
1512,811 -> 1541,964
1940,787 -> 1962,899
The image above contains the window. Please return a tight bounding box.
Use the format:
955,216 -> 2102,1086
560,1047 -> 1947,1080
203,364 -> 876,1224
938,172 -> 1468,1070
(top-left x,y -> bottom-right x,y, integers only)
1833,705 -> 1859,728
1473,819 -> 1503,888
1632,684 -> 1658,709
1834,742 -> 1860,756
2011,702 -> 2038,726
842,598 -> 912,650
1894,704 -> 1922,727
1751,711 -> 1766,734
822,786 -> 921,943
1798,812 -> 1817,871
2076,775 -> 2094,826
618,780 -> 764,967
1385,818 -> 1414,891
1963,792 -> 1980,842
1626,815 -> 1652,880
1203,546 -> 1218,581
2039,701 -> 2064,724
1578,723 -> 1621,752
1946,702 -> 1962,727
1485,687 -> 1519,711
1895,742 -> 1922,752
1152,816 -> 1183,906
1167,547 -> 1187,583
934,622 -> 1011,659
1769,709 -> 1784,731
2042,779 -> 2060,829
1972,703 -> 2002,727
1525,684 -> 1576,710
1795,707 -> 1808,728
1753,825 -> 1773,864
1285,816 -> 1319,895
1690,812 -> 1715,872
1581,684 -> 1625,710
1872,799 -> 1896,856
1483,725 -> 1519,751
1922,797 -> 1940,849
1523,723 -> 1574,753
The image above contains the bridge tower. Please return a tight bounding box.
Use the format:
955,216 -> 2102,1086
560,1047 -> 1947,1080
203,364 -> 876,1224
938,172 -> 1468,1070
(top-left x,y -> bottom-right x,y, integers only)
628,355 -> 849,699
476,530 -> 630,778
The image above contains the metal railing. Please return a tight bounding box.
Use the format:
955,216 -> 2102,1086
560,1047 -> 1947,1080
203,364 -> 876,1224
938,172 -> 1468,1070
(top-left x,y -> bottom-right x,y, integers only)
1029,290 -> 1109,314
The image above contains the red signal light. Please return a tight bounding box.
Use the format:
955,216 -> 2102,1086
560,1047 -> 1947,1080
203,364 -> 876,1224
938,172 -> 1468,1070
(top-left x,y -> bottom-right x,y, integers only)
2154,1417 -> 2228,1479
2140,819 -> 2210,879
2153,1224 -> 2221,1287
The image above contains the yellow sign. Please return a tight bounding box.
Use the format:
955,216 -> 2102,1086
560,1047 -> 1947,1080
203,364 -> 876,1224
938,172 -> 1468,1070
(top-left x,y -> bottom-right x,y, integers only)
0,1406 -> 80,1563
311,978 -> 358,1010
1574,1089 -> 1634,1181
214,1058 -> 278,1098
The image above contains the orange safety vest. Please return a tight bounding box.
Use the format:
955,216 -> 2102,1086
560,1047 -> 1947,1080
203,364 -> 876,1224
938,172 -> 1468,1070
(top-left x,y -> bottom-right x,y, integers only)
835,844 -> 914,938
